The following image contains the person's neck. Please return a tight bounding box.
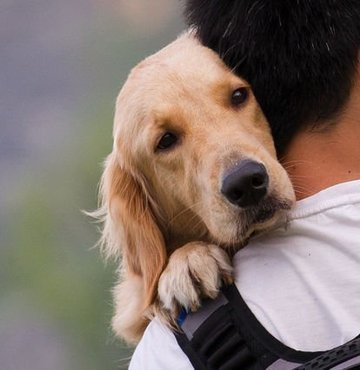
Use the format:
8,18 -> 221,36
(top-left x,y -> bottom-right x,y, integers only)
281,69 -> 360,201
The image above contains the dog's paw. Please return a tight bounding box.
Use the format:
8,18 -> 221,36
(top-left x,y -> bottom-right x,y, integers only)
157,242 -> 233,316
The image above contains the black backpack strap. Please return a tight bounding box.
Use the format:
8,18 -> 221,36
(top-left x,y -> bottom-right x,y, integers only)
222,284 -> 323,364
174,283 -> 360,370
174,284 -> 316,369
294,336 -> 360,370
175,294 -> 229,370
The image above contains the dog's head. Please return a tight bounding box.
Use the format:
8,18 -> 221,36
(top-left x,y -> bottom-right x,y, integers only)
98,31 -> 295,306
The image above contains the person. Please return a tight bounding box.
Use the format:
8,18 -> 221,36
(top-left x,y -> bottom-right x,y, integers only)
129,1 -> 360,368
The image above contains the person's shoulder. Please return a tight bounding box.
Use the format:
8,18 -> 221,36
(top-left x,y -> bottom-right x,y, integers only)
129,318 -> 193,370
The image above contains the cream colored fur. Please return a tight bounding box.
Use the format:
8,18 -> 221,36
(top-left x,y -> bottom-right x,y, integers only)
93,31 -> 295,344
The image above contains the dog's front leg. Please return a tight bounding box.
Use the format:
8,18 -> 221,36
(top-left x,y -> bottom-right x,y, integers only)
157,242 -> 233,319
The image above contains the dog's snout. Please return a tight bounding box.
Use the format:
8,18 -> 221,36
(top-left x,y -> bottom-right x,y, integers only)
221,160 -> 269,207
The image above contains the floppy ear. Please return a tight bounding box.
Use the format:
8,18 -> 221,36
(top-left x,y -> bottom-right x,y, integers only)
98,153 -> 167,307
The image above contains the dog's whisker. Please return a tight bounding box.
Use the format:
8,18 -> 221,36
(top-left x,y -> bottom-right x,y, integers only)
167,200 -> 204,226
280,158 -> 312,163
292,181 -> 314,189
281,159 -> 314,169
189,218 -> 208,234
285,172 -> 314,177
292,185 -> 317,196
292,185 -> 312,192
229,53 -> 247,73
281,161 -> 313,168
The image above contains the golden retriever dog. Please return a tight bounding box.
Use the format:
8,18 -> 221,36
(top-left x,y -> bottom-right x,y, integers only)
94,31 -> 295,344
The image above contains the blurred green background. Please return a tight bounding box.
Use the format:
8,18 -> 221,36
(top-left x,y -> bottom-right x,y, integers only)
1,1 -> 184,369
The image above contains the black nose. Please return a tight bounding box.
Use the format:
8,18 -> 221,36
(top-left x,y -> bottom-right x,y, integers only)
221,160 -> 269,207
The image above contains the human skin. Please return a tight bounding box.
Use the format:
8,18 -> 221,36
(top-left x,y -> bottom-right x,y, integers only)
281,63 -> 360,200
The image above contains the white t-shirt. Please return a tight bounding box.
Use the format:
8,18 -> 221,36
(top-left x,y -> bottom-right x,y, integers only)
129,180 -> 360,369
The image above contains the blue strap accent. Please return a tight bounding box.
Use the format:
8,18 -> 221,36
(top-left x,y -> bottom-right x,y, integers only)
176,307 -> 188,326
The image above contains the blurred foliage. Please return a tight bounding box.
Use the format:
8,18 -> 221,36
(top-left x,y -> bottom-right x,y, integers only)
5,105 -> 127,369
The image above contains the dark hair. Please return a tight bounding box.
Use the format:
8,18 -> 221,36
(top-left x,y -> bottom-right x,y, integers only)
185,0 -> 360,153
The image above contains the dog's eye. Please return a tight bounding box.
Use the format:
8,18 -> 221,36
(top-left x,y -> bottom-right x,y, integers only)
156,132 -> 178,151
231,87 -> 248,107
